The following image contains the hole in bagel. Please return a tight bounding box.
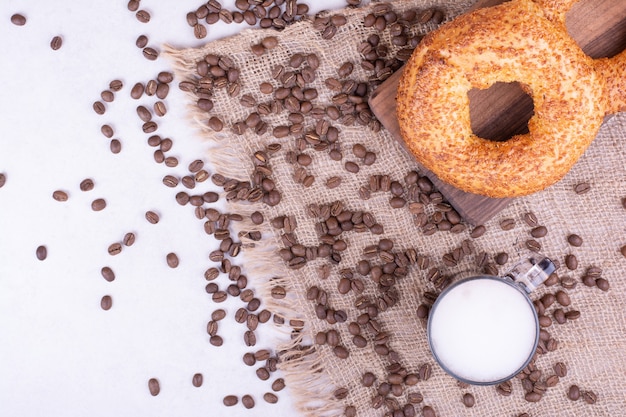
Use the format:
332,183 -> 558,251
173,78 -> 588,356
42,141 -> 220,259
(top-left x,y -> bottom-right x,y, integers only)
566,0 -> 626,59
468,82 -> 534,142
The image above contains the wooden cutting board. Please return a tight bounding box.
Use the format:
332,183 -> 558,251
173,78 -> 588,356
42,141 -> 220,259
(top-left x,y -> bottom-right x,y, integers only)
369,0 -> 626,225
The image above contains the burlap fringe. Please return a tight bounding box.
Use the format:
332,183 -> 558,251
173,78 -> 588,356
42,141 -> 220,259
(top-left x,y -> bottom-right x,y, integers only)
165,45 -> 346,417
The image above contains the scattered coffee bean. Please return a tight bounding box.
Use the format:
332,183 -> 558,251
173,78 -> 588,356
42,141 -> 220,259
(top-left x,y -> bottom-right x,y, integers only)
223,395 -> 238,406
210,335 -> 223,346
50,36 -> 63,50
462,393 -> 475,408
36,245 -> 47,261
91,198 -> 107,211
567,384 -> 580,401
470,225 -> 486,238
52,190 -> 69,202
263,392 -> 278,403
573,182 -> 591,194
136,35 -> 148,48
100,295 -> 113,310
241,394 -> 255,409
582,390 -> 597,404
123,232 -> 136,247
567,234 -> 583,247
499,218 -> 515,230
145,210 -> 160,224
109,139 -> 122,154
565,254 -> 578,270
136,9 -> 151,23
108,242 -> 122,256
0,173 -> 5,188
621,245 -> 626,258
109,79 -> 123,91
530,226 -> 547,238
422,405 -> 436,417
10,13 -> 27,26
166,252 -> 179,268
272,378 -> 286,391
148,378 -> 160,396
101,266 -> 115,282
192,373 -> 203,387
80,178 -> 94,191
143,47 -> 159,61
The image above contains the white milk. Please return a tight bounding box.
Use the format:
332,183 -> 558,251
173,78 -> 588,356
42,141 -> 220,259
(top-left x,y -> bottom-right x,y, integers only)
428,277 -> 538,384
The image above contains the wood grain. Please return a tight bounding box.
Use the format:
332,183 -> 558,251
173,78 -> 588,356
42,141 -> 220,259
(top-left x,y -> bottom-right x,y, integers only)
369,0 -> 626,225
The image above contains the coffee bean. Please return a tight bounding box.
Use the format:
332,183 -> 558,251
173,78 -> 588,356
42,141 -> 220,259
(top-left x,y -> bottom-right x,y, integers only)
495,252 -> 508,265
263,392 -> 278,404
499,218 -> 515,230
326,176 -> 342,189
525,239 -> 542,252
166,252 -> 179,268
101,90 -> 114,102
209,335 -> 223,346
191,373 -> 203,387
101,266 -> 115,282
553,362 -> 567,377
567,234 -> 583,247
52,190 -> 69,202
0,173 -> 5,188
78,178 -> 94,192
525,392 -> 542,402
50,36 -> 63,50
109,139 -> 122,154
565,254 -> 578,270
148,378 -> 160,396
256,367 -> 270,380
100,295 -> 113,310
582,390 -> 597,404
91,102 -> 107,118
567,385 -> 580,401
36,245 -> 47,261
223,395 -> 238,406
144,210 -> 159,224
469,225 -> 486,238
123,232 -> 136,247
462,393 -> 475,408
530,226 -> 547,238
143,47 -> 158,61
555,290 -> 571,306
136,9 -> 150,23
242,394 -> 255,409
109,79 -> 123,92
91,198 -> 107,211
422,406 -> 436,417
10,13 -> 27,26
100,124 -> 114,138
596,277 -> 610,291
108,243 -> 122,256
574,182 -> 591,194
333,345 -> 349,359
271,378 -> 286,391
136,35 -> 148,48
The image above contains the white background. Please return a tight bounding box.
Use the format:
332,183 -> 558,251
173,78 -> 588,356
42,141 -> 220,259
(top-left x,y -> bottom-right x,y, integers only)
0,1 -> 346,416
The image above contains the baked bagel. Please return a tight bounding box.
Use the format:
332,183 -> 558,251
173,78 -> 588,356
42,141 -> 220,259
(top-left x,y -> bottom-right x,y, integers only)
396,0 -> 625,198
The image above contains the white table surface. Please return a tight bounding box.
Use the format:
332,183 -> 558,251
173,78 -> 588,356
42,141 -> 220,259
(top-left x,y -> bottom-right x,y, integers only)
0,1 -> 347,416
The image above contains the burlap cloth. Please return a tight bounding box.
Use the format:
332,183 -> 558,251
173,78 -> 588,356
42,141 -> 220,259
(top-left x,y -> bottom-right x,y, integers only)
166,1 -> 626,415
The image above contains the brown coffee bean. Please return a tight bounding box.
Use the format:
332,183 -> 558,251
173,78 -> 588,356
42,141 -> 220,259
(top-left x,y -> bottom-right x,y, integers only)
333,345 -> 349,359
109,79 -> 123,92
567,385 -> 580,401
271,378 -> 286,391
596,277 -> 610,291
78,178 -> 94,192
101,90 -> 114,102
565,254 -> 578,270
123,232 -> 136,247
469,225 -> 486,238
530,226 -> 547,238
127,0 -> 140,11
52,190 -> 68,202
135,35 -> 148,48
223,395 -> 238,406
108,242 -> 122,256
582,390 -> 597,404
209,335 -> 223,346
101,295 -> 113,310
263,392 -> 278,404
148,378 -> 160,396
144,210 -> 159,224
109,139 -> 121,154
256,367 -> 270,380
93,101 -> 106,115
136,9 -> 150,23
525,391 -> 542,402
567,234 -> 583,247
11,13 -> 27,26
50,36 -> 63,50
495,252 -> 509,265
422,406 -> 436,417
326,176 -> 342,189
130,82 -> 144,99
555,290 -> 571,306
166,252 -> 179,268
98,267 -> 115,283
143,47 -> 159,61
573,182 -> 591,194
191,373 -> 203,387
554,362 -> 567,377
526,239 -> 542,252
36,245 -> 47,261
241,394 -> 255,409
462,393 -> 475,408
91,198 -> 107,211
499,218 -> 515,230
0,173 -> 5,188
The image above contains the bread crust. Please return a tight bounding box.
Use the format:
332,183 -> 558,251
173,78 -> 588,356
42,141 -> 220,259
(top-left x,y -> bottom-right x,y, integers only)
396,0 -> 620,198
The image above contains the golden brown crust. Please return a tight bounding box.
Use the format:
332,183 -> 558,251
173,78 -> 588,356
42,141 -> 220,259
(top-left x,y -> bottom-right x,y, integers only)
396,0 -> 622,198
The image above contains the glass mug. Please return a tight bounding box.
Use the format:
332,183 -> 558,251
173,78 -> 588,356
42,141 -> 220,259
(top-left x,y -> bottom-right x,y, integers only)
427,255 -> 556,385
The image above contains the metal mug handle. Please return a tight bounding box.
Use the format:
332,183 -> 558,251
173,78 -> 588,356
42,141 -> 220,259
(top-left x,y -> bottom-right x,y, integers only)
504,255 -> 556,293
